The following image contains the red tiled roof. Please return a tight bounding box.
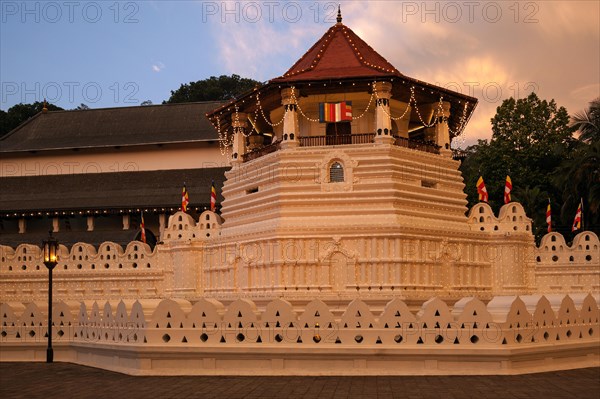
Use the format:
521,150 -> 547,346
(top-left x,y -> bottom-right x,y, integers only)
273,23 -> 399,82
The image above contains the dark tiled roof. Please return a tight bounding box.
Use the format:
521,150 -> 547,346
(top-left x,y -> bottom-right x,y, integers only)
0,168 -> 229,215
273,23 -> 398,83
0,101 -> 224,153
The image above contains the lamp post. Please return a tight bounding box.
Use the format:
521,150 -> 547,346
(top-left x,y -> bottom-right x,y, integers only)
42,231 -> 59,363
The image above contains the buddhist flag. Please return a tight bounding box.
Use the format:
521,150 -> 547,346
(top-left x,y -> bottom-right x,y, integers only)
504,175 -> 512,204
140,212 -> 147,244
572,199 -> 583,232
476,176 -> 489,203
318,101 -> 352,123
182,183 -> 189,212
546,200 -> 552,233
210,181 -> 217,212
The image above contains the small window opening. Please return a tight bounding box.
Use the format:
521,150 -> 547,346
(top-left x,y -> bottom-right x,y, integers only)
329,162 -> 344,183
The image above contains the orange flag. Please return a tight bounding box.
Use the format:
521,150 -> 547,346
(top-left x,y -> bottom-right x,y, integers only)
572,199 -> 583,232
140,212 -> 147,244
504,175 -> 512,204
546,200 -> 552,233
210,181 -> 217,212
476,176 -> 488,203
182,183 -> 189,212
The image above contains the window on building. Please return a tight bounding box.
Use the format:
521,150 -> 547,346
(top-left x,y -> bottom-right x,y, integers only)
329,162 -> 344,183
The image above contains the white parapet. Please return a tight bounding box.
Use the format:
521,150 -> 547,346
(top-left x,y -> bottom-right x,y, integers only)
1,294 -> 598,375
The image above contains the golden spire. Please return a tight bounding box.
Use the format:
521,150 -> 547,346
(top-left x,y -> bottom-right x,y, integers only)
42,99 -> 48,114
336,4 -> 342,24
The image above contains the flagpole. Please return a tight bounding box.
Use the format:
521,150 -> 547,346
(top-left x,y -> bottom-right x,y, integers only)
580,197 -> 584,231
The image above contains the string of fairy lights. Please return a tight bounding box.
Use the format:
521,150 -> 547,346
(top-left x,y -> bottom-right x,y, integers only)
211,81 -> 470,155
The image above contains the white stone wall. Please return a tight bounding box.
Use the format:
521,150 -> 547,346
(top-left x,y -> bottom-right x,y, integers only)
1,294 -> 598,375
0,145 -> 223,177
0,209 -> 598,303
534,231 -> 600,292
0,241 -> 165,302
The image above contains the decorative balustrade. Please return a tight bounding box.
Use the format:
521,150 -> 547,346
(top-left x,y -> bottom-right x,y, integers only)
242,141 -> 280,162
1,294 -> 597,374
394,136 -> 441,154
299,133 -> 375,147
241,134 -> 440,162
2,294 -> 597,347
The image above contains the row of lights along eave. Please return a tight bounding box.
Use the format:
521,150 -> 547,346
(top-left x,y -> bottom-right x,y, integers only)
209,78 -> 472,150
3,207 -> 214,218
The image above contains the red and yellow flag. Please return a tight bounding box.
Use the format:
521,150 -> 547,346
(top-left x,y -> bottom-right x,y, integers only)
504,175 -> 512,204
546,200 -> 552,233
182,183 -> 189,212
476,176 -> 488,203
140,212 -> 147,244
210,181 -> 217,212
318,101 -> 353,122
572,199 -> 583,232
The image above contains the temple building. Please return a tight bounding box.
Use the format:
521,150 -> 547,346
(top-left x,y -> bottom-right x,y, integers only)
0,102 -> 228,248
1,11 -> 597,303
0,11 -> 598,376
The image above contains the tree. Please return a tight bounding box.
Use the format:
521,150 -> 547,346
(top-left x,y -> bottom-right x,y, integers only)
75,103 -> 90,110
553,127 -> 600,232
165,74 -> 261,103
570,97 -> 600,143
140,100 -> 153,106
490,93 -> 575,151
460,93 -> 578,240
550,98 -> 600,235
0,101 -> 64,138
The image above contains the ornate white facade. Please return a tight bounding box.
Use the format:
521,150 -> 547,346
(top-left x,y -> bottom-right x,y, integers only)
1,209 -> 598,304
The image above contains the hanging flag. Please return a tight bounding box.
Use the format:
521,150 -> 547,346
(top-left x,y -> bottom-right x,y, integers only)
140,212 -> 147,244
572,199 -> 583,232
182,183 -> 189,212
318,101 -> 352,123
504,175 -> 512,204
546,200 -> 552,233
210,181 -> 217,212
476,176 -> 489,202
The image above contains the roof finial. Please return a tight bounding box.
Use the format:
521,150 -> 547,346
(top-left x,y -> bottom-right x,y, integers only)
42,99 -> 48,114
336,4 -> 342,24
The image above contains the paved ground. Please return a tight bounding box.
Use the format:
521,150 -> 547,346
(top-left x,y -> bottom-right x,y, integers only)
0,363 -> 598,399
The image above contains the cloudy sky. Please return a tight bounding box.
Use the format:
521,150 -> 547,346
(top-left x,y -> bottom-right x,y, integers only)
1,1 -> 598,147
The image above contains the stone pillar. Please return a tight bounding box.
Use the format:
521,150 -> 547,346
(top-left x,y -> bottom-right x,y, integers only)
159,213 -> 166,238
280,88 -> 299,149
18,218 -> 26,234
52,217 -> 60,233
373,81 -> 394,144
436,101 -> 452,157
231,111 -> 248,166
122,214 -> 130,230
87,216 -> 94,231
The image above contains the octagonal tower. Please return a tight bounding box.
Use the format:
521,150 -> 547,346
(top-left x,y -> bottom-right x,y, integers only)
204,14 -> 535,301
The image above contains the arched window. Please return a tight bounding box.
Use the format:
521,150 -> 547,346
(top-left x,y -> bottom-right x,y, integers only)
329,162 -> 344,183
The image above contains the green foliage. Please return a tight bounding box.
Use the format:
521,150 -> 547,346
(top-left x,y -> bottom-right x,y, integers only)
0,101 -> 64,138
460,93 -> 600,241
554,140 -> 600,227
165,74 -> 261,103
571,97 -> 600,143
